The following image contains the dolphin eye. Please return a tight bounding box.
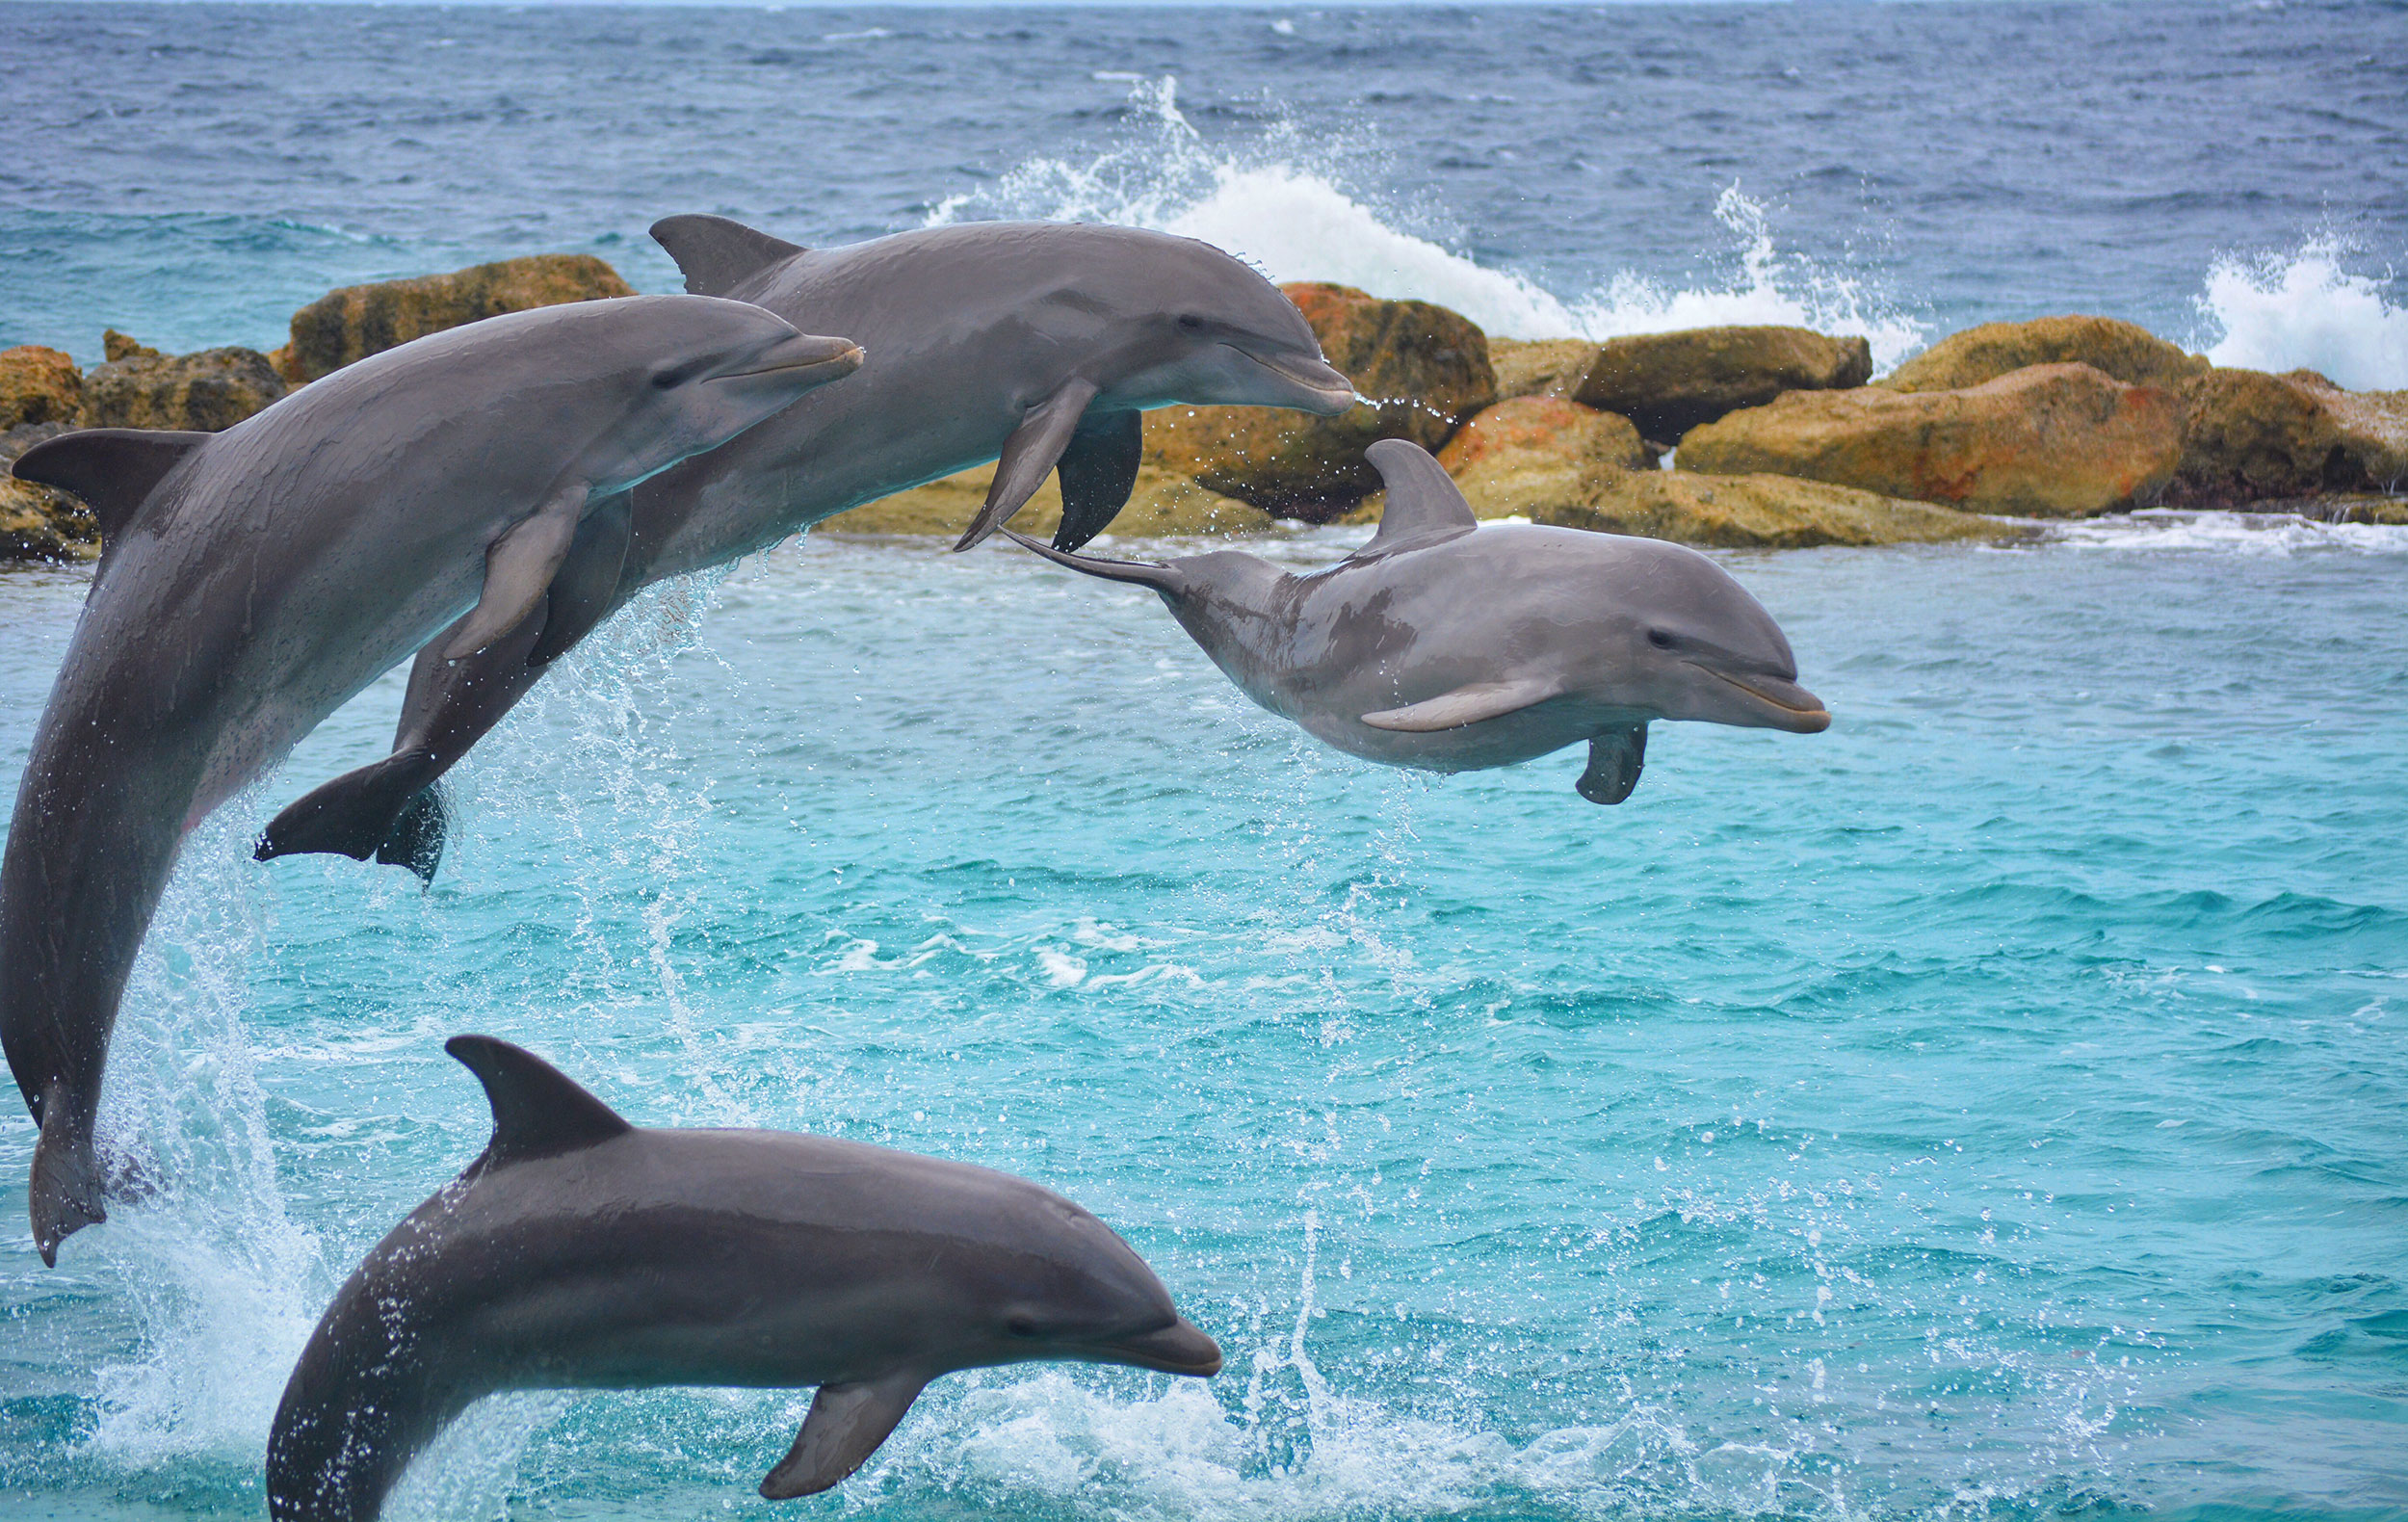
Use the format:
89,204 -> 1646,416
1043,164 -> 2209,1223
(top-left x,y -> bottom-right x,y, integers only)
1177,314 -> 1204,330
1647,629 -> 1675,649
649,364 -> 695,391
1006,1313 -> 1037,1338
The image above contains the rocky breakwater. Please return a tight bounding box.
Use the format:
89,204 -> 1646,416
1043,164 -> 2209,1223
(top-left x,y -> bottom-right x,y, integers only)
1679,362 -> 2185,517
2,346 -> 98,561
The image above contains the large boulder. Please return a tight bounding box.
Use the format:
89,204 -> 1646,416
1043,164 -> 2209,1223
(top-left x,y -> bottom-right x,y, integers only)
0,347 -> 84,430
1571,326 -> 1871,444
2167,367 -> 2408,505
2,422 -> 98,562
1142,281 -> 1494,520
1433,396 -> 1652,518
1536,469 -> 2011,550
276,253 -> 637,383
79,347 -> 287,432
827,462 -> 1272,539
1488,337 -> 1599,402
1882,316 -> 2207,393
1679,363 -> 2183,517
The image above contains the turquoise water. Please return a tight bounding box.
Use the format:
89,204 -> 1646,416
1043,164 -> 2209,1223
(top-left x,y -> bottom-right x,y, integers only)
1,513 -> 2403,1520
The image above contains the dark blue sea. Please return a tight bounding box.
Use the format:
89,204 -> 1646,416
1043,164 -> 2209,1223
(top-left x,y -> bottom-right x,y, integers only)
3,4 -> 2407,1521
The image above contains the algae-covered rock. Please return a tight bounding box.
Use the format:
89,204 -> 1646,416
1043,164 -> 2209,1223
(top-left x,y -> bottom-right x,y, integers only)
1535,469 -> 2012,549
278,253 -> 638,383
825,462 -> 1273,539
1680,363 -> 2183,517
79,347 -> 287,432
102,329 -> 164,363
1572,326 -> 1871,444
2,422 -> 98,563
1142,281 -> 1494,520
0,347 -> 84,431
1882,316 -> 2207,393
2167,367 -> 2408,504
1434,396 -> 1652,518
1489,337 -> 1600,402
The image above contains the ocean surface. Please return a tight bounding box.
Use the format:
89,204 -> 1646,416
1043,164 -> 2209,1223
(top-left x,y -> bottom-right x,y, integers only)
4,3 -> 2408,1521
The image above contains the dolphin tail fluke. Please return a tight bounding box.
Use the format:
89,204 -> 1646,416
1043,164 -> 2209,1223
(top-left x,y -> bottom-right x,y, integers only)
256,752 -> 446,878
759,1374 -> 928,1499
30,1091 -> 104,1267
999,530 -> 1188,597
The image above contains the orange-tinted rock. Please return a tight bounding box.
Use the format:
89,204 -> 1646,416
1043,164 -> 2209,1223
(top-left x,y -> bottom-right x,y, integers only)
1434,395 -> 1652,518
1142,281 -> 1494,519
1488,337 -> 1599,402
2167,367 -> 2408,504
1679,363 -> 2183,517
0,346 -> 84,430
80,347 -> 287,432
279,253 -> 637,383
1882,316 -> 2206,393
1572,326 -> 1871,443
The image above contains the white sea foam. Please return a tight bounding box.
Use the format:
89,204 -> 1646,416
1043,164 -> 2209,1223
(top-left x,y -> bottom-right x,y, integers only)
2197,235 -> 2408,389
2047,509 -> 2408,557
929,76 -> 1927,369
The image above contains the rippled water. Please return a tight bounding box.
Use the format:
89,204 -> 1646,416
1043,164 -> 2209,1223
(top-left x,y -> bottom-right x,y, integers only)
2,514 -> 2404,1520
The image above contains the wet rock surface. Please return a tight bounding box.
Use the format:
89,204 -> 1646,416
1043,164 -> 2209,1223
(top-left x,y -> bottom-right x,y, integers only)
1882,315 -> 2208,393
1572,326 -> 1872,444
1679,362 -> 2184,517
79,346 -> 287,432
0,347 -> 85,431
2,421 -> 97,563
2168,366 -> 2408,504
276,252 -> 637,383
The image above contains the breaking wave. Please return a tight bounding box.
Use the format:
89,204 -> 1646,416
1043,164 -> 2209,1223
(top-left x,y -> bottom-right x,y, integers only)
2197,234 -> 2408,389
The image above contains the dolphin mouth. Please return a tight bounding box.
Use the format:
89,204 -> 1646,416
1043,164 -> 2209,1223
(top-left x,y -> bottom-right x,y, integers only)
1224,345 -> 1355,415
719,338 -> 866,382
1092,1317 -> 1224,1378
1706,669 -> 1832,733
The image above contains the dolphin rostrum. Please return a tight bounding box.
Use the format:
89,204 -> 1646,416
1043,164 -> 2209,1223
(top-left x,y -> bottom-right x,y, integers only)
267,1036 -> 1222,1521
1004,438 -> 1830,802
256,217 -> 1355,880
3,298 -> 862,1262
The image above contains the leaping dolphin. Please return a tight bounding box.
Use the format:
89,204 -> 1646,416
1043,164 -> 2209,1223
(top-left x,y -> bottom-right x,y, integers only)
1004,438 -> 1830,803
256,217 -> 1355,880
2,297 -> 863,1262
267,1036 -> 1221,1521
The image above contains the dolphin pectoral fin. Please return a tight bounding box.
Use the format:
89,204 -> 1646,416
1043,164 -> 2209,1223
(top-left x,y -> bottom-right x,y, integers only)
30,1089 -> 104,1267
1052,407 -> 1142,552
1360,677 -> 1564,733
441,482 -> 588,662
954,378 -> 1102,551
1576,724 -> 1647,805
759,1374 -> 929,1499
527,489 -> 634,669
256,749 -> 444,868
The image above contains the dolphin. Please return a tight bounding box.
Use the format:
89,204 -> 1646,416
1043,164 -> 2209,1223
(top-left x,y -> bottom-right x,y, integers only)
256,217 -> 1354,880
2,297 -> 862,1262
267,1035 -> 1221,1521
1003,438 -> 1830,803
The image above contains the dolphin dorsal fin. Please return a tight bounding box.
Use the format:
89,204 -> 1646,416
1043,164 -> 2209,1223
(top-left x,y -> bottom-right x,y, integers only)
649,215 -> 807,297
11,428 -> 210,544
1356,438 -> 1477,558
446,1035 -> 634,1168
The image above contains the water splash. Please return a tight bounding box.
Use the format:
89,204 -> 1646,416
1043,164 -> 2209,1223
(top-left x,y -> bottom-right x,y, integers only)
930,76 -> 1925,368
2197,235 -> 2408,389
